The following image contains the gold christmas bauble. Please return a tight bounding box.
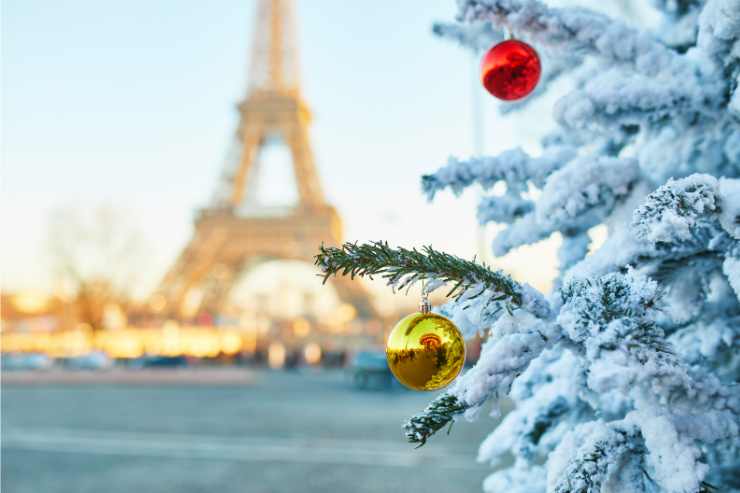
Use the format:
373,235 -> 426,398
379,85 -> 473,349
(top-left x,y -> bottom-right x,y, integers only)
386,312 -> 465,391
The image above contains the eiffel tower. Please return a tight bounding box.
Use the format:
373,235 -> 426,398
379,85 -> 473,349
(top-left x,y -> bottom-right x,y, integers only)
158,0 -> 376,319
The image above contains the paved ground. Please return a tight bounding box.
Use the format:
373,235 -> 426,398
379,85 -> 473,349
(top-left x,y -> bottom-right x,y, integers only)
2,369 -> 505,493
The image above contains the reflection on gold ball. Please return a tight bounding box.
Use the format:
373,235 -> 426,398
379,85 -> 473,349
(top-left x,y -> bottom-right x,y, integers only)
386,312 -> 465,391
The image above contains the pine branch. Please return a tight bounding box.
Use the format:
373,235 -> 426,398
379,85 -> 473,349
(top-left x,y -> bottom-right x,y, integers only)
403,393 -> 469,446
631,174 -> 723,253
315,241 -> 525,309
553,424 -> 638,493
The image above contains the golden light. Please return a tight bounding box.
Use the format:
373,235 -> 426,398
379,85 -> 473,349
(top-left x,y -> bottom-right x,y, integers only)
292,318 -> 310,338
182,289 -> 203,319
149,294 -> 167,312
1,323 -> 257,360
335,304 -> 356,323
51,328 -> 90,357
220,331 -> 243,355
257,317 -> 270,335
103,304 -> 126,330
326,303 -> 357,333
242,331 -> 257,354
101,330 -> 144,359
184,330 -> 220,358
303,343 -> 321,365
11,292 -> 50,314
161,321 -> 182,356
267,342 -> 286,369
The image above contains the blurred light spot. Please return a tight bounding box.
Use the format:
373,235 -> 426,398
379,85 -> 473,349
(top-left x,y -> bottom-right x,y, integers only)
303,343 -> 321,365
268,342 -> 286,369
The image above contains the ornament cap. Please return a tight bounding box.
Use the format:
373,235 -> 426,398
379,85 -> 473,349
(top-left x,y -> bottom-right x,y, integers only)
419,296 -> 432,314
420,280 -> 432,313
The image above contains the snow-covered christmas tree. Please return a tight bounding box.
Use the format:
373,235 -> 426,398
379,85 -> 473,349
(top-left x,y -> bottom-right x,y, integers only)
317,0 -> 740,491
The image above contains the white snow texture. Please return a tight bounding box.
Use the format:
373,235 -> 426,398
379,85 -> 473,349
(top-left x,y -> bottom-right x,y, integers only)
424,0 -> 740,491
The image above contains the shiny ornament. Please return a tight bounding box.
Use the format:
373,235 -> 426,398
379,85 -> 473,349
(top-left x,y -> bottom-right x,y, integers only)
481,39 -> 541,101
386,311 -> 465,391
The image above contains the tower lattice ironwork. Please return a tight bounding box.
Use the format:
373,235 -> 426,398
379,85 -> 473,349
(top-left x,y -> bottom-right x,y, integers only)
158,0 -> 376,319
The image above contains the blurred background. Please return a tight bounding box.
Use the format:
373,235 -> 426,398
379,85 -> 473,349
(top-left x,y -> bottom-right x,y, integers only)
1,1 -> 656,491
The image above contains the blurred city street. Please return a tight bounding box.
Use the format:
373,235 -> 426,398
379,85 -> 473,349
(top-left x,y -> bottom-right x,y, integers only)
2,370 -> 500,493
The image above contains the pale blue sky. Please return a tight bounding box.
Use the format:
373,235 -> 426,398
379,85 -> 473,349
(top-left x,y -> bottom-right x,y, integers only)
4,0 -> 626,296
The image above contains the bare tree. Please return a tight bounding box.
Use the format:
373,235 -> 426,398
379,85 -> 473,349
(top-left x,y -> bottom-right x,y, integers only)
48,206 -> 145,331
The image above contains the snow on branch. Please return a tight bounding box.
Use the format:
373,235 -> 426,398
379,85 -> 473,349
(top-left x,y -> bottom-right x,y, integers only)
557,272 -> 687,397
638,117 -> 740,184
431,21 -> 502,52
652,1 -> 703,51
554,67 -> 718,131
405,311 -> 560,446
697,0 -> 740,64
453,312 -> 559,407
669,317 -> 740,375
457,0 -> 729,128
566,175 -> 740,286
548,421 -> 639,493
477,193 -> 533,224
492,155 -> 638,256
558,271 -> 662,347
718,177 -> 740,240
403,393 -> 468,446
478,352 -> 585,466
537,156 -> 638,230
559,271 -> 740,429
631,174 -> 724,253
456,0 -> 684,76
627,410 -> 711,493
432,16 -> 584,115
558,231 -> 591,272
499,51 -> 583,115
482,461 -> 546,493
492,213 -> 550,256
422,146 -> 575,200
723,243 -> 740,301
651,0 -> 706,17
478,397 -> 571,465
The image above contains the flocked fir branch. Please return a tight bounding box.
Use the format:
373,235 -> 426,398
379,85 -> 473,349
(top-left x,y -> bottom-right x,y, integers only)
422,146 -> 576,199
404,311 -> 561,447
456,0 -> 698,77
476,193 -> 534,225
431,19 -> 585,115
431,21 -> 501,53
318,1 -> 740,490
548,422 -> 639,493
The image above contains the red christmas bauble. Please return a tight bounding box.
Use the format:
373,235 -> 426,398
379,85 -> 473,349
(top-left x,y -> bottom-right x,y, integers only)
481,39 -> 541,101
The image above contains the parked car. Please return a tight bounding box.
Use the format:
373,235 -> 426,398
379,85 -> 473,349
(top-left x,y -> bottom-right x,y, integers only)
1,353 -> 52,371
129,355 -> 188,368
350,350 -> 394,390
58,352 -> 112,370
